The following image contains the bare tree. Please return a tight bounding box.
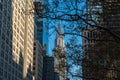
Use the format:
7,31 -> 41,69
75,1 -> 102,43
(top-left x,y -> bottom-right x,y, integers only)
34,0 -> 120,40
34,0 -> 120,79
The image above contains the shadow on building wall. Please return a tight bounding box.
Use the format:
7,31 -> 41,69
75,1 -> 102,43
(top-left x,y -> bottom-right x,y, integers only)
0,0 -> 33,79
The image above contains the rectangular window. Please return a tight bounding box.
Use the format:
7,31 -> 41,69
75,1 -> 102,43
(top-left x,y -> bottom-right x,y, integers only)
0,68 -> 3,76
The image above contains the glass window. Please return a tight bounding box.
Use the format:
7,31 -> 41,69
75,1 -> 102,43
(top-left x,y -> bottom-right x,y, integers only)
0,68 -> 3,76
0,3 -> 2,11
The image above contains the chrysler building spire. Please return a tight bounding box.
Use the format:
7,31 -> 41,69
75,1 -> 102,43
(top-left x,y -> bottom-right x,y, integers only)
58,21 -> 62,34
56,22 -> 64,48
53,22 -> 66,80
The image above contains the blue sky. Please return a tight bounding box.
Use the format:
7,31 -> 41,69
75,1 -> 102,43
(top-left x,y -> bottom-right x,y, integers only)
44,0 -> 86,79
45,0 -> 86,55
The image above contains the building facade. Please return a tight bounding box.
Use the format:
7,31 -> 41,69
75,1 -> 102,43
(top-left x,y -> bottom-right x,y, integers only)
33,40 -> 43,80
82,0 -> 120,80
53,24 -> 66,80
0,0 -> 34,80
0,0 -> 13,80
42,55 -> 54,80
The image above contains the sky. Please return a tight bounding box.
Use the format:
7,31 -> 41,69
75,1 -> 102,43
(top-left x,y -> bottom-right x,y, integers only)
45,0 -> 86,56
43,0 -> 86,79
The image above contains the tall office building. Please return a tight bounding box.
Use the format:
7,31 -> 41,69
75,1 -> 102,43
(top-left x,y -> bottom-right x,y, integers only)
33,40 -> 43,80
0,0 -> 13,80
34,0 -> 49,54
34,1 -> 49,80
53,24 -> 66,80
33,17 -> 43,80
34,0 -> 43,45
0,0 -> 34,80
42,55 -> 54,80
82,0 -> 120,80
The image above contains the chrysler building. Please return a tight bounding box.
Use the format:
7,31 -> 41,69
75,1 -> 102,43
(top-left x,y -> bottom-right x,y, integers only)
53,23 -> 66,80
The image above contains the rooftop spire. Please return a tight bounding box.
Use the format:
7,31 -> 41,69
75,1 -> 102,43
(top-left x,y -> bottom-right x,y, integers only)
58,21 -> 62,34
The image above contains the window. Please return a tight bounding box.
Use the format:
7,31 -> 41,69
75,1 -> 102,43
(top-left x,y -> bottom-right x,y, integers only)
0,3 -> 3,11
33,57 -> 35,60
2,33 -> 5,41
4,71 -> 7,78
34,47 -> 36,51
1,50 -> 4,58
0,68 -> 3,76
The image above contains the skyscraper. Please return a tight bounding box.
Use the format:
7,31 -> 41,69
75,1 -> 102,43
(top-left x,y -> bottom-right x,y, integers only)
34,1 -> 43,45
53,23 -> 66,80
82,0 -> 120,80
34,0 -> 49,54
33,40 -> 43,80
0,0 -> 13,80
0,0 -> 35,80
42,55 -> 54,80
